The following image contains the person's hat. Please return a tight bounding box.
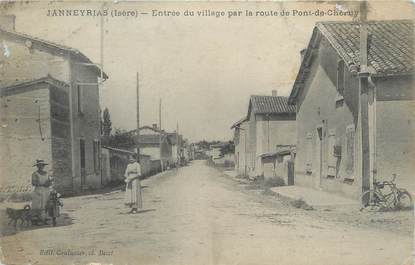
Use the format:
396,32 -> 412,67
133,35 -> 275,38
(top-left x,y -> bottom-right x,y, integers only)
128,156 -> 135,162
33,159 -> 48,167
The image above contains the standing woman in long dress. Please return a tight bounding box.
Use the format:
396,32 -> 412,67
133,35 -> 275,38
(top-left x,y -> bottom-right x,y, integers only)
124,154 -> 143,213
31,159 -> 52,224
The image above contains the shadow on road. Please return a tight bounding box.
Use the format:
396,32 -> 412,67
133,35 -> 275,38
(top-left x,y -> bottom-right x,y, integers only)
119,208 -> 156,215
0,212 -> 73,237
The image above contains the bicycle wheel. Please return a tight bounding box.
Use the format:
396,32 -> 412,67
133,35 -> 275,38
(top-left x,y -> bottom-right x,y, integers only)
361,190 -> 382,211
397,190 -> 413,210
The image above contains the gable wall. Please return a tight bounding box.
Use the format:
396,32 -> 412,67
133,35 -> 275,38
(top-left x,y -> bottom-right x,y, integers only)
0,34 -> 70,85
295,37 -> 361,199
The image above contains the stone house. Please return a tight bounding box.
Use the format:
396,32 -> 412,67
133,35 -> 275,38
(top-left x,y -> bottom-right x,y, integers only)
288,20 -> 414,199
232,91 -> 296,178
0,17 -> 107,195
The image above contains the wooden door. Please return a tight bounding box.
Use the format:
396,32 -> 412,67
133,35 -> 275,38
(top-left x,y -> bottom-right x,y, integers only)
287,160 -> 294,186
80,139 -> 86,185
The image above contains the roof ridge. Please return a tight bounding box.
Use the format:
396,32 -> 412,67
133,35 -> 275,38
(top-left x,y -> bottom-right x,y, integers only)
316,19 -> 413,25
251,95 -> 289,98
0,28 -> 108,79
0,27 -> 80,53
0,75 -> 69,90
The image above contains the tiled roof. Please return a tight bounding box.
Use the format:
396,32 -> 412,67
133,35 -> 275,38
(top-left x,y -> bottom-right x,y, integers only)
0,28 -> 108,79
136,133 -> 172,145
250,96 -> 296,114
289,20 -> 414,104
230,116 -> 248,129
138,126 -> 162,134
317,20 -> 414,76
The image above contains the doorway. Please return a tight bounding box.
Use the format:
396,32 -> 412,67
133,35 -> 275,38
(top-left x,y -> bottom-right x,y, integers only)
80,139 -> 86,185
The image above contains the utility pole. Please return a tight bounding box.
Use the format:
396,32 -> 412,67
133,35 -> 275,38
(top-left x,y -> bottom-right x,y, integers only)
159,98 -> 164,171
99,3 -> 105,187
136,72 -> 140,157
100,4 -> 104,85
359,1 -> 371,197
176,122 -> 180,169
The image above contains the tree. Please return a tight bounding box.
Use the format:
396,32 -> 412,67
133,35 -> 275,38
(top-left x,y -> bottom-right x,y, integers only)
220,141 -> 235,156
107,128 -> 135,149
102,108 -> 112,137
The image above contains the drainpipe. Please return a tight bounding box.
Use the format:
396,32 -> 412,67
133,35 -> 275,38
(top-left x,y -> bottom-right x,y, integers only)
358,1 -> 372,198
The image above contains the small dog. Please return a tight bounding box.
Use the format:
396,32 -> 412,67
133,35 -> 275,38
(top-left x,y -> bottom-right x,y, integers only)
6,205 -> 32,227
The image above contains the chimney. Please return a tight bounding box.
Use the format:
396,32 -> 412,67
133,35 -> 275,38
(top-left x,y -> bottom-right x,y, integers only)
0,15 -> 16,31
152,123 -> 157,129
300,48 -> 307,63
272,90 -> 278,97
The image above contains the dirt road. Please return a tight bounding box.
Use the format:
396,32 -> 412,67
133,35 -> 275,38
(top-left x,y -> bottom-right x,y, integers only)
1,160 -> 413,265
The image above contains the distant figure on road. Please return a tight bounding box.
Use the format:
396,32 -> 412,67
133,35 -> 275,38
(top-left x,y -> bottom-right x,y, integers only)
124,154 -> 143,214
31,159 -> 53,224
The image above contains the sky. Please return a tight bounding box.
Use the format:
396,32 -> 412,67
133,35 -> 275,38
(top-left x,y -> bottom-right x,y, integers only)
2,1 -> 414,141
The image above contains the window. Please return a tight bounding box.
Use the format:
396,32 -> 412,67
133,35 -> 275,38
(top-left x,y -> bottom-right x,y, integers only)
305,133 -> 313,174
345,125 -> 355,175
335,97 -> 344,109
93,140 -> 101,174
77,85 -> 84,114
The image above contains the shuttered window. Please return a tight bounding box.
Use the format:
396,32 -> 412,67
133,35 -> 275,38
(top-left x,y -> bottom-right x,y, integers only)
77,85 -> 84,114
305,133 -> 313,174
345,125 -> 355,175
93,140 -> 101,174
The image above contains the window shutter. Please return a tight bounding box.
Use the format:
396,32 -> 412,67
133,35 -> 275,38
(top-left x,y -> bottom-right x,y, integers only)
345,125 -> 355,175
327,129 -> 336,177
305,133 -> 313,173
77,85 -> 84,114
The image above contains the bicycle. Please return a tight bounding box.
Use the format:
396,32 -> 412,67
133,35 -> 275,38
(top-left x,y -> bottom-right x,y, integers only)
361,174 -> 413,211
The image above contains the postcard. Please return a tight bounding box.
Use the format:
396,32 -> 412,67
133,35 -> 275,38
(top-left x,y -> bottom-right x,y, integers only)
0,1 -> 413,265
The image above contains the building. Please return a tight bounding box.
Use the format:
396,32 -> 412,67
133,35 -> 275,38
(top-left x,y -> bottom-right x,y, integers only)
288,20 -> 414,199
101,146 -> 151,185
208,142 -> 235,167
0,16 -> 107,195
131,125 -> 174,169
166,132 -> 183,166
232,91 -> 296,178
231,117 -> 248,176
208,143 -> 224,160
260,145 -> 296,185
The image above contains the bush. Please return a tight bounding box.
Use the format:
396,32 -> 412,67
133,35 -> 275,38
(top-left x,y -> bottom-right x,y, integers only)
252,174 -> 264,183
104,179 -> 125,188
290,198 -> 314,210
263,177 -> 285,188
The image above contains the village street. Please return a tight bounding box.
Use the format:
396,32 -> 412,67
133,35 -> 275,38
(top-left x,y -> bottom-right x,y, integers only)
1,160 -> 413,265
